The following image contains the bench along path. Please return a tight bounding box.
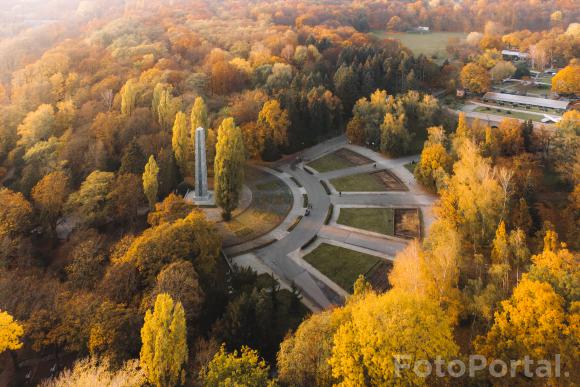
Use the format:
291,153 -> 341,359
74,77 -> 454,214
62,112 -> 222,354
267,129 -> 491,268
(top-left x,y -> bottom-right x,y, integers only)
229,136 -> 437,312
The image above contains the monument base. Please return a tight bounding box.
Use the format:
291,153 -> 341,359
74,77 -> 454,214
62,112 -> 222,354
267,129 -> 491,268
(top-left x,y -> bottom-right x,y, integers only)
185,190 -> 216,207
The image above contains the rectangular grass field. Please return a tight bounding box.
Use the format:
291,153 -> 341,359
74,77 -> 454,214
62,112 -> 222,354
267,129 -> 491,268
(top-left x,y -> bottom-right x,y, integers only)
307,153 -> 357,173
303,243 -> 381,292
330,172 -> 388,192
337,207 -> 395,236
370,31 -> 467,58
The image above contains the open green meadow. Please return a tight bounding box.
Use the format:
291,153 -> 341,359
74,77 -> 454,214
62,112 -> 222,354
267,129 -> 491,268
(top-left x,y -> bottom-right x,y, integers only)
370,31 -> 468,58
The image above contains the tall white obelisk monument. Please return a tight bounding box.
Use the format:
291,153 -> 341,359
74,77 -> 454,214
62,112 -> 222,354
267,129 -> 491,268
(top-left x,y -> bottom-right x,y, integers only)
188,127 -> 214,205
194,127 -> 208,199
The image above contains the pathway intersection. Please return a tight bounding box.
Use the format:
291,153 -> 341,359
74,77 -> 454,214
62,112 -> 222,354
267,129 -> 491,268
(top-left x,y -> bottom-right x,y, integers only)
225,136 -> 437,312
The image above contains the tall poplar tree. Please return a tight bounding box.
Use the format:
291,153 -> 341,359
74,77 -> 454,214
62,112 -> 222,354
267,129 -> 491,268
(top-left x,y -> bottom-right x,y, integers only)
171,111 -> 189,177
190,96 -> 209,132
140,293 -> 188,387
257,99 -> 290,155
158,87 -> 180,132
121,79 -> 138,116
143,155 -> 160,209
214,117 -> 245,220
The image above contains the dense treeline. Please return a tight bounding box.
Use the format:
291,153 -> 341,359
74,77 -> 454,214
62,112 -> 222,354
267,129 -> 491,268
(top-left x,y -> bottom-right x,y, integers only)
276,111 -> 579,385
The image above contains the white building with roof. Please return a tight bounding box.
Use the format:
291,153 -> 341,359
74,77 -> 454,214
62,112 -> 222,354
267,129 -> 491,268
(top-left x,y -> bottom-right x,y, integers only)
502,50 -> 530,61
483,92 -> 570,112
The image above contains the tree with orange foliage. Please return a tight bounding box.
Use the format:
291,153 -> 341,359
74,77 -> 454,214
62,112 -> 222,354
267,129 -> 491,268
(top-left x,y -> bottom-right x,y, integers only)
552,64 -> 580,95
414,142 -> 452,192
460,63 -> 490,93
497,118 -> 524,156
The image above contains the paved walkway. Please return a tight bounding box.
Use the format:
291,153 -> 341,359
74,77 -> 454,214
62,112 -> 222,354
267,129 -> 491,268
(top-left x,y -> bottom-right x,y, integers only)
230,137 -> 437,312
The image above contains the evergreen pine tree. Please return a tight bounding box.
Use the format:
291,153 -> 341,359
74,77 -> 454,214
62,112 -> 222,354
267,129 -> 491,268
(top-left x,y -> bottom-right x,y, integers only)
120,140 -> 146,175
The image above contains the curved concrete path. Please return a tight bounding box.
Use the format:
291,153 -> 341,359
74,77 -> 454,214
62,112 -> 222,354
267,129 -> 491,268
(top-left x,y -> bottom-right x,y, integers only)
230,136 -> 437,312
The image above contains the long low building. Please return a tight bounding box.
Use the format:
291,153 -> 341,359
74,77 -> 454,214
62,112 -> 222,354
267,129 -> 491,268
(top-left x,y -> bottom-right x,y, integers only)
482,92 -> 570,112
501,49 -> 530,60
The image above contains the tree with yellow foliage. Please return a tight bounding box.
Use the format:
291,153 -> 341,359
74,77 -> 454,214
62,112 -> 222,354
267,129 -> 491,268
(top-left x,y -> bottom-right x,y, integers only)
437,139 -> 503,253
256,99 -> 289,160
0,187 -> 33,239
474,278 -> 572,378
41,357 -> 145,387
277,310 -> 335,386
460,63 -> 491,93
171,111 -> 189,177
17,104 -> 55,148
201,345 -> 274,386
214,118 -> 245,220
121,211 -> 220,285
190,96 -> 209,132
329,289 -> 458,386
0,310 -> 23,354
120,79 -> 138,116
389,223 -> 464,324
153,84 -> 181,131
414,142 -> 452,192
497,118 -> 524,155
143,155 -> 159,210
140,294 -> 187,387
552,64 -> 580,95
31,171 -> 70,232
527,230 -> 579,304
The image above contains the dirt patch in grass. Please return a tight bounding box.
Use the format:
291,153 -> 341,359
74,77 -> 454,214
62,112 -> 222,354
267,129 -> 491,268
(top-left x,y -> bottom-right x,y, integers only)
337,207 -> 395,236
303,243 -> 381,292
395,208 -> 421,239
334,148 -> 373,165
365,260 -> 393,293
372,170 -> 407,191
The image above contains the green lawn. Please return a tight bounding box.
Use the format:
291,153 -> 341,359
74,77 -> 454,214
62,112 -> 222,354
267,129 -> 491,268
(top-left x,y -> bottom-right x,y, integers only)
337,207 -> 395,236
370,31 -> 467,58
404,162 -> 416,173
224,167 -> 293,246
330,172 -> 387,192
474,106 -> 545,122
303,243 -> 381,291
307,153 -> 356,173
